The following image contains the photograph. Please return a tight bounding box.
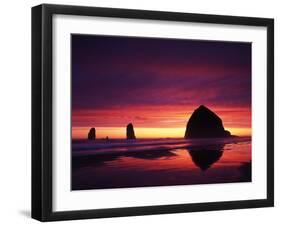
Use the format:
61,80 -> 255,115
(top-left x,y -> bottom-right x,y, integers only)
31,3 -> 274,221
71,34 -> 252,190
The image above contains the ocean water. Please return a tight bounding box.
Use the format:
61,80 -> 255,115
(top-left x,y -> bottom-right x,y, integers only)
72,137 -> 251,190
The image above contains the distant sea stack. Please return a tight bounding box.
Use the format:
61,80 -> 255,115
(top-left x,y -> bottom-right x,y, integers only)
87,128 -> 96,140
184,105 -> 231,138
126,123 -> 136,139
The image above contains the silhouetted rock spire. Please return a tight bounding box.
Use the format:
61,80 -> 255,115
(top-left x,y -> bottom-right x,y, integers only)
126,123 -> 136,139
88,128 -> 96,140
184,105 -> 231,138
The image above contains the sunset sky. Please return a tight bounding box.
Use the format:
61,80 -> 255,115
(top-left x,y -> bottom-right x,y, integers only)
72,35 -> 251,139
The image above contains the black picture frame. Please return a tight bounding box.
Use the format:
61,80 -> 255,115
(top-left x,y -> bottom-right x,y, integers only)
32,3 -> 274,222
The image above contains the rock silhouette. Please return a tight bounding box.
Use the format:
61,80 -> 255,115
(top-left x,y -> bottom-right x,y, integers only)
239,161 -> 252,181
87,128 -> 96,140
126,123 -> 136,139
185,105 -> 231,138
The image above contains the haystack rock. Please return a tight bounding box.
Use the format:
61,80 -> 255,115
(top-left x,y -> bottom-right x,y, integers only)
87,128 -> 96,140
184,105 -> 231,138
126,123 -> 136,139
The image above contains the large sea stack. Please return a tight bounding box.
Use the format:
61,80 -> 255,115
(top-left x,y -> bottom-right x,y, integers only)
184,105 -> 231,139
87,127 -> 96,140
126,123 -> 136,139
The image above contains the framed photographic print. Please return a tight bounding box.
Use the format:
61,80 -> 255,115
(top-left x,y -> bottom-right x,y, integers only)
32,4 -> 274,221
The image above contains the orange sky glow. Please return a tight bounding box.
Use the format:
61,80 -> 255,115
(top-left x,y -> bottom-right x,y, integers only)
72,105 -> 251,139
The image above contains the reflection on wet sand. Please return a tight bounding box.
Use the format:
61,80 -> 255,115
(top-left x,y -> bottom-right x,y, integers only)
72,149 -> 177,169
187,144 -> 224,171
72,138 -> 252,190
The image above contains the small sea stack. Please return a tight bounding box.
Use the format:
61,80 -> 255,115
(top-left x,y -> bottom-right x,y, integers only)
87,127 -> 96,140
126,123 -> 136,139
185,105 -> 231,139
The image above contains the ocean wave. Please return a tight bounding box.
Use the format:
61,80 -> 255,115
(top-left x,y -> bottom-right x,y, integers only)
72,136 -> 251,157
